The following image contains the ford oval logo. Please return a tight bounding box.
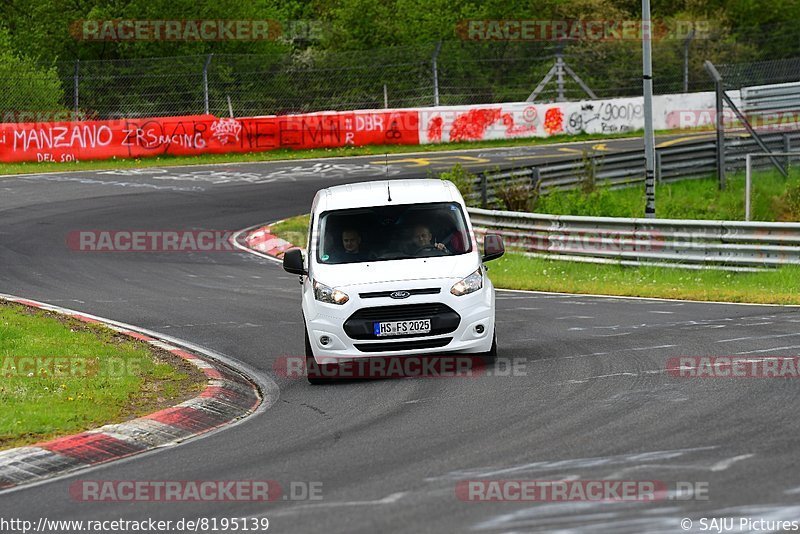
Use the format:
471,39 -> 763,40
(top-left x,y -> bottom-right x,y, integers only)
390,290 -> 411,299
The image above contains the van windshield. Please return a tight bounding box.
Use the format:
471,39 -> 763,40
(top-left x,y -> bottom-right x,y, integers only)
316,202 -> 472,264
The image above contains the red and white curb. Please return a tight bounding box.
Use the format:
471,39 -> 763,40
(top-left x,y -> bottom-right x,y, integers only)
238,224 -> 297,259
0,294 -> 265,492
231,220 -> 301,263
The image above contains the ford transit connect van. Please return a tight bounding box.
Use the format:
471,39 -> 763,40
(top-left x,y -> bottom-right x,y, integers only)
283,179 -> 505,384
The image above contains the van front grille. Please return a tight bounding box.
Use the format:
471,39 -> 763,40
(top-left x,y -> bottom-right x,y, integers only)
344,303 -> 460,340
354,338 -> 453,352
359,288 -> 441,299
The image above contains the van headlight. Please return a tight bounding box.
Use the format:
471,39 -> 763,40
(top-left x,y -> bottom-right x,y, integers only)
450,268 -> 483,296
313,280 -> 350,305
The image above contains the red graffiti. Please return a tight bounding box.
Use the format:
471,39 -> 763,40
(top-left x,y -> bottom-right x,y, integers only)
544,107 -> 564,135
501,113 -> 537,135
0,111 -> 420,163
450,108 -> 502,141
428,116 -> 443,142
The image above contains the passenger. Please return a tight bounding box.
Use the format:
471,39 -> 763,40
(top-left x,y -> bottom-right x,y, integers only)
337,228 -> 371,262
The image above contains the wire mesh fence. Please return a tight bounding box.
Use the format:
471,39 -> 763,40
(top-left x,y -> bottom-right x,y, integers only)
2,36 -> 800,120
717,57 -> 800,91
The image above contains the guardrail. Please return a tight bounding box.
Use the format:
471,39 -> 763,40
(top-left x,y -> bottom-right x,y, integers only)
468,207 -> 800,271
465,131 -> 800,207
742,81 -> 800,118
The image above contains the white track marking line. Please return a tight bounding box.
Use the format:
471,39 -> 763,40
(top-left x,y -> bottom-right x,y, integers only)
735,345 -> 800,354
498,288 -> 800,308
710,454 -> 754,472
254,492 -> 408,518
717,332 -> 800,343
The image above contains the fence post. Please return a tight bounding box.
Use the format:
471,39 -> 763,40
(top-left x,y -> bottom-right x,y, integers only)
203,54 -> 213,115
73,59 -> 80,119
715,79 -> 726,190
682,29 -> 695,93
480,173 -> 488,209
432,41 -> 442,107
705,60 -> 726,190
384,84 -> 388,109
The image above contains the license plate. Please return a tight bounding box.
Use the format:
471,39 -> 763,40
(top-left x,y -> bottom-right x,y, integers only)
374,319 -> 431,337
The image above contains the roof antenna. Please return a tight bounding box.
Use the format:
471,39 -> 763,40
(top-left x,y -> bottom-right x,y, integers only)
385,154 -> 392,201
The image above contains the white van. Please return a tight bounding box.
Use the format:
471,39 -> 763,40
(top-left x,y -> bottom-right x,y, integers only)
283,179 -> 505,384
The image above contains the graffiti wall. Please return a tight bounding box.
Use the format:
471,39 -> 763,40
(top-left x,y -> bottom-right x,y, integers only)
418,91 -> 727,144
0,110 -> 419,163
0,90 -> 731,163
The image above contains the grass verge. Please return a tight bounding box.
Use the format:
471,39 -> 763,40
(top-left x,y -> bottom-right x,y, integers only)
0,301 -> 206,450
534,168 -> 800,221
0,129 -> 665,177
489,253 -> 800,305
271,214 -> 310,249
268,215 -> 800,305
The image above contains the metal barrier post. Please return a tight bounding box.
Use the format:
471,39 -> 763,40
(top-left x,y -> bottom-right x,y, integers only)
786,134 -> 792,171
532,167 -> 541,188
656,151 -> 662,183
745,154 -> 752,221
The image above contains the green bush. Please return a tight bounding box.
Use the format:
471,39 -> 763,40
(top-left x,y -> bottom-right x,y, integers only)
778,181 -> 800,221
438,163 -> 478,206
0,27 -> 64,113
493,173 -> 540,212
537,185 -> 623,217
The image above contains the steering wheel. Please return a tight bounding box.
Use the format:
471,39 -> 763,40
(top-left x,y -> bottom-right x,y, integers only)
413,245 -> 446,256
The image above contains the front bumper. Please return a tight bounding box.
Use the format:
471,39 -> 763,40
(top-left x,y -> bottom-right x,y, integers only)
303,282 -> 495,363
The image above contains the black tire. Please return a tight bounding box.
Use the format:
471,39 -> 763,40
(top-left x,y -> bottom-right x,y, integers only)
305,329 -> 337,385
480,333 -> 498,366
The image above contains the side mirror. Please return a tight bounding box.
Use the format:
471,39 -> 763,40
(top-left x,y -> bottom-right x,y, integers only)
482,233 -> 505,262
283,249 -> 307,275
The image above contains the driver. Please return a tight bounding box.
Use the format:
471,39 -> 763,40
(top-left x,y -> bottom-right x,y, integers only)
410,224 -> 448,253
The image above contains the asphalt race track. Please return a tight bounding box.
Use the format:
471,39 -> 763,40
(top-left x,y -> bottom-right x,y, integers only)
1,136 -> 799,533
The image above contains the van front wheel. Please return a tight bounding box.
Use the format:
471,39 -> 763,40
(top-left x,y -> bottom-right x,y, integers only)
480,333 -> 497,365
305,330 -> 336,385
